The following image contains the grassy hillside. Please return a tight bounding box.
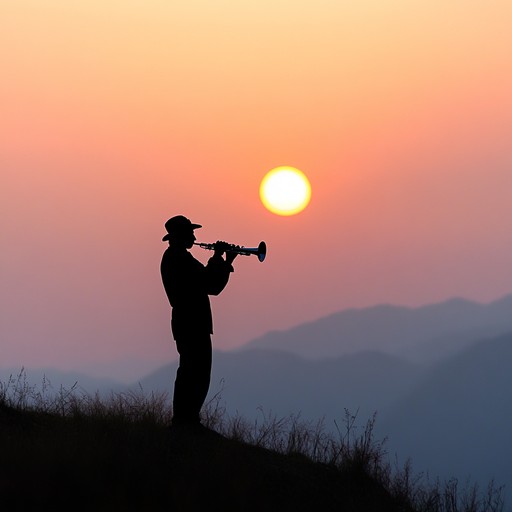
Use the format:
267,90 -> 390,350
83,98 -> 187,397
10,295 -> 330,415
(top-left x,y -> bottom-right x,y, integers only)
0,375 -> 505,512
0,406 -> 401,511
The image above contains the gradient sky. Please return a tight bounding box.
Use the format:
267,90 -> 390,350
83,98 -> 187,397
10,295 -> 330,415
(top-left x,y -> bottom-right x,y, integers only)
2,1 -> 512,381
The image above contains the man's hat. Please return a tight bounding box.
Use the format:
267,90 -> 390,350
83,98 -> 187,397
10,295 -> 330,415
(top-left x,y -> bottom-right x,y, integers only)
162,215 -> 202,241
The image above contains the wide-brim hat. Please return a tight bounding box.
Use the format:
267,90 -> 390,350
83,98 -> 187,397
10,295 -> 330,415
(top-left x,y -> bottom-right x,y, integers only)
162,215 -> 202,241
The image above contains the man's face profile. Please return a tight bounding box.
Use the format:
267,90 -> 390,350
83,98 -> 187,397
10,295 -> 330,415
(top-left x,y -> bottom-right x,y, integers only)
171,229 -> 195,249
184,230 -> 196,249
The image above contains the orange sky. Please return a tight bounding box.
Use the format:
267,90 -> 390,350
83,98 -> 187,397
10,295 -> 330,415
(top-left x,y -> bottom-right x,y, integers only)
2,1 -> 512,380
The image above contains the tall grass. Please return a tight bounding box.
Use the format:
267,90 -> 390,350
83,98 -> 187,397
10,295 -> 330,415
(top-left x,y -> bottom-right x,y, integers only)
0,369 -> 505,512
0,367 -> 172,423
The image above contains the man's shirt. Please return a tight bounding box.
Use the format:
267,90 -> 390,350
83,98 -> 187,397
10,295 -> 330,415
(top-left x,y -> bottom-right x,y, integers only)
161,245 -> 233,339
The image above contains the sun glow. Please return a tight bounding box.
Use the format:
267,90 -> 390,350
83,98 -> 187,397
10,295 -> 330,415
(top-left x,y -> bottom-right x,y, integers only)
259,167 -> 311,216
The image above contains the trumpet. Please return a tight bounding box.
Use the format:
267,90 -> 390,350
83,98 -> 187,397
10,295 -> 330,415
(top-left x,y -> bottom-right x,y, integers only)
194,241 -> 267,262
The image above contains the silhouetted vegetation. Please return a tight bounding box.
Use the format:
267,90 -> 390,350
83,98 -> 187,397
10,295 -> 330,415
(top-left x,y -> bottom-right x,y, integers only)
0,370 -> 505,512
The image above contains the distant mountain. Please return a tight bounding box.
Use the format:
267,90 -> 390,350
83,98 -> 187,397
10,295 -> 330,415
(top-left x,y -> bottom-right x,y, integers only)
377,333 -> 512,496
243,295 -> 512,362
136,349 -> 423,428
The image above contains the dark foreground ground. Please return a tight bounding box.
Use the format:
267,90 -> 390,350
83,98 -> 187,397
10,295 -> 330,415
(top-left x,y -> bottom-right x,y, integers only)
0,403 -> 409,512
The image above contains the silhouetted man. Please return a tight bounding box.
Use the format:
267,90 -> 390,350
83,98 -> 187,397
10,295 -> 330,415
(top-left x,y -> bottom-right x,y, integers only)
160,215 -> 237,427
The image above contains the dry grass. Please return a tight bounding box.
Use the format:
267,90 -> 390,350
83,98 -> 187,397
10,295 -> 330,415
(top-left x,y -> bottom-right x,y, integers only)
0,369 -> 506,512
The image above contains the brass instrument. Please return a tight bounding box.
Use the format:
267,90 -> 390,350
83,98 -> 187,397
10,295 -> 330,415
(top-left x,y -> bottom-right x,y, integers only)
194,241 -> 267,262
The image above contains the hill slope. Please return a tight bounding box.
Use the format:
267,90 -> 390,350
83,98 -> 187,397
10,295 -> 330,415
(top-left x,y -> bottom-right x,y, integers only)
0,403 -> 406,512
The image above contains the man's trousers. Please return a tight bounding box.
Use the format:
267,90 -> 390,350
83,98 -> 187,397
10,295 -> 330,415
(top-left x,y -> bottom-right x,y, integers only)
172,333 -> 212,424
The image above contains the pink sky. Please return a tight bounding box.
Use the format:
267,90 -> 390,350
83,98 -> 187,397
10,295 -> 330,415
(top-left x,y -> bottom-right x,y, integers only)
2,1 -> 512,381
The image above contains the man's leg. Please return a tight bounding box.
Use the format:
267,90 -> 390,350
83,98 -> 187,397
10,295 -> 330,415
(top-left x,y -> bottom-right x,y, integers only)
172,336 -> 198,424
172,334 -> 212,425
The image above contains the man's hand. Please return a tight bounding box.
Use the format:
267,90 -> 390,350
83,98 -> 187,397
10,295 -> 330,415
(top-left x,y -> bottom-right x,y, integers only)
214,241 -> 238,264
213,240 -> 230,257
225,249 -> 238,265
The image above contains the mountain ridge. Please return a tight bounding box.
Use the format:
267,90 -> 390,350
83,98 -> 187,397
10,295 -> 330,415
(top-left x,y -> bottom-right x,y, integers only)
243,294 -> 512,362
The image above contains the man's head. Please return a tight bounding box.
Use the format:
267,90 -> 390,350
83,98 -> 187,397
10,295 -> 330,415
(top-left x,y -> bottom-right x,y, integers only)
162,215 -> 202,248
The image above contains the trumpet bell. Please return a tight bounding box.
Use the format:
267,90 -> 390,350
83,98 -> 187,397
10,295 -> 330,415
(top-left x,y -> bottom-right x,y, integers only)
256,241 -> 266,262
228,241 -> 266,262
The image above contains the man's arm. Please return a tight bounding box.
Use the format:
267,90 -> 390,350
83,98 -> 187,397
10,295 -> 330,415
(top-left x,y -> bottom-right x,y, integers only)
204,241 -> 237,295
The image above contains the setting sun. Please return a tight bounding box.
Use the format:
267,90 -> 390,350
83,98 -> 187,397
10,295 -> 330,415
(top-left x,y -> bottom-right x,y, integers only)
259,167 -> 311,216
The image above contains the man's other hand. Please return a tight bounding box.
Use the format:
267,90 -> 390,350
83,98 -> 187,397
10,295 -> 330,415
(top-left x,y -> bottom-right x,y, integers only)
225,249 -> 238,265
